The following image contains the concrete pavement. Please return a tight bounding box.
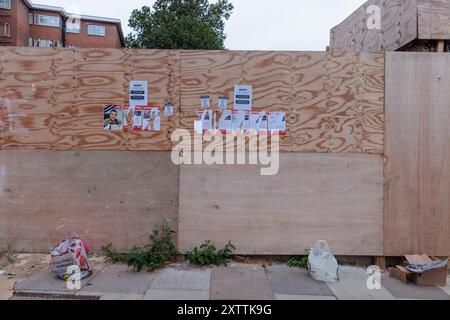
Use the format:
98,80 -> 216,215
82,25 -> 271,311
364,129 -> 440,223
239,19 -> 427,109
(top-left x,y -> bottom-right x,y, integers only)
3,259 -> 450,300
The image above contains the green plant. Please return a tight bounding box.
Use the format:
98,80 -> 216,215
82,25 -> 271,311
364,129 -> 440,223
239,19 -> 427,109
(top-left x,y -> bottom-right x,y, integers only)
187,241 -> 235,267
101,244 -> 127,264
288,256 -> 309,269
101,227 -> 179,272
126,227 -> 179,272
127,0 -> 234,49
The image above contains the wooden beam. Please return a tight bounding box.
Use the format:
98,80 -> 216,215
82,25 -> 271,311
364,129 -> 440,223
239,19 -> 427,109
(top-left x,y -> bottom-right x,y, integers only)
373,256 -> 386,271
437,40 -> 445,52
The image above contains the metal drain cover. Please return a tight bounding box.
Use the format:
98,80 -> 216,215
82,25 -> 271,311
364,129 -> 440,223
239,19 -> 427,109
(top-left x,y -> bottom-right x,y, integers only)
11,291 -> 100,300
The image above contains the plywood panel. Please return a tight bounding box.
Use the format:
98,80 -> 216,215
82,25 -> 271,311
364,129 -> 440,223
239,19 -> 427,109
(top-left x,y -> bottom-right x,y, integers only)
0,150 -> 179,253
330,0 -> 418,52
179,153 -> 384,255
1,47 -> 383,153
0,48 -> 181,151
385,52 -> 450,256
418,0 -> 450,39
0,47 -> 5,148
180,50 -> 384,154
127,49 -> 181,151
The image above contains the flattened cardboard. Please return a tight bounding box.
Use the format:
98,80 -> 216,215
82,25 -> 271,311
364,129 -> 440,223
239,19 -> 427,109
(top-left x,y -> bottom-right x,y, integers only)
405,254 -> 433,265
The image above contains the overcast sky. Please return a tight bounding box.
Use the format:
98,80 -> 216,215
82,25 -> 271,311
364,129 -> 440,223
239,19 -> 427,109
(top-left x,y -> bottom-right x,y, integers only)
38,0 -> 366,50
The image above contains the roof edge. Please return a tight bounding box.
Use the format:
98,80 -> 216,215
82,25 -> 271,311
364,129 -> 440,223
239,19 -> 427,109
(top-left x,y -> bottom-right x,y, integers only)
23,0 -> 125,46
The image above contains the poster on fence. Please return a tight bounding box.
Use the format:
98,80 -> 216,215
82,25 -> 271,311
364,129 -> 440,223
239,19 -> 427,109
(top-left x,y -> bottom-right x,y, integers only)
108,105 -> 162,132
143,107 -> 161,131
104,105 -> 123,131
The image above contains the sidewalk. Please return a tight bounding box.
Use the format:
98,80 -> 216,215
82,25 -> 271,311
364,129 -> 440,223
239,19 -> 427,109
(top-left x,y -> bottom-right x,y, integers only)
1,255 -> 450,300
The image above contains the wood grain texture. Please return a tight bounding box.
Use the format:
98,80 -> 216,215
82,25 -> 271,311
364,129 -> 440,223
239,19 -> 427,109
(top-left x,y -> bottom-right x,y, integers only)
385,52 -> 450,256
330,0 -> 418,52
1,47 -> 384,153
180,50 -> 384,153
0,150 -> 179,253
179,153 -> 384,255
418,0 -> 450,39
0,48 -> 180,151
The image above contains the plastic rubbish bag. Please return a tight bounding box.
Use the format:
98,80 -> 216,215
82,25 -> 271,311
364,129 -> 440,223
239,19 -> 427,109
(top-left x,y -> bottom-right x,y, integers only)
308,240 -> 339,283
50,234 -> 92,281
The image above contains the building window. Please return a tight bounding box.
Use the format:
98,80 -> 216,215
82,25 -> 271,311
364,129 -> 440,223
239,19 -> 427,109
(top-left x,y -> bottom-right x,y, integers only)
35,39 -> 52,48
31,39 -> 61,48
87,25 -> 106,37
34,14 -> 61,28
3,23 -> 10,37
29,13 -> 34,24
66,22 -> 80,34
0,0 -> 11,10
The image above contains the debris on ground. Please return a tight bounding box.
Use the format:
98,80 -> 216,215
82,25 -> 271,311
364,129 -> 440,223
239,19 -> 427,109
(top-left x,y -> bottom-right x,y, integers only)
308,240 -> 339,283
389,254 -> 448,286
50,234 -> 92,280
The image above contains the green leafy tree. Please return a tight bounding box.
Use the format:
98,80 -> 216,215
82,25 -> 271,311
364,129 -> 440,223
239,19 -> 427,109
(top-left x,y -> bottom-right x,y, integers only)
126,0 -> 234,49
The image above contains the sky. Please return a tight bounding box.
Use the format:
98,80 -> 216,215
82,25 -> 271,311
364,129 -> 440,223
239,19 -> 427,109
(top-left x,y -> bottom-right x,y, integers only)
38,0 -> 367,51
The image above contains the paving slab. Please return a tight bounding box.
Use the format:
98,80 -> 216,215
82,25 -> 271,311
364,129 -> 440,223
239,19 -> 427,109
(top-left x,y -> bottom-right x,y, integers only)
14,269 -> 101,293
382,274 -> 450,300
150,267 -> 211,291
143,289 -> 209,300
81,264 -> 156,295
265,264 -> 334,296
211,263 -> 273,300
274,294 -> 336,300
0,276 -> 14,300
99,293 -> 144,300
439,276 -> 450,296
328,266 -> 395,300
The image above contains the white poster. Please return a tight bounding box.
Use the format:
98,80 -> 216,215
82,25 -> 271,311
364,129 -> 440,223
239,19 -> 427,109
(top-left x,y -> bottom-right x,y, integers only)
218,96 -> 228,110
249,111 -> 266,132
132,107 -> 143,131
200,96 -> 211,109
218,110 -> 233,132
232,110 -> 246,131
143,107 -> 161,131
197,109 -> 213,133
164,103 -> 174,117
130,81 -> 148,107
268,112 -> 286,133
234,85 -> 253,111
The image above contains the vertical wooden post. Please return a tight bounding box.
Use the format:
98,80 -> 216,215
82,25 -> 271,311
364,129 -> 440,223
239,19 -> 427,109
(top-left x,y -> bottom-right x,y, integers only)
373,256 -> 386,271
437,41 -> 445,52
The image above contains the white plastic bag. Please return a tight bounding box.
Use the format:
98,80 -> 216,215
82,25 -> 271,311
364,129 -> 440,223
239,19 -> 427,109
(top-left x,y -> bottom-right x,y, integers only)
308,240 -> 339,283
50,234 -> 92,281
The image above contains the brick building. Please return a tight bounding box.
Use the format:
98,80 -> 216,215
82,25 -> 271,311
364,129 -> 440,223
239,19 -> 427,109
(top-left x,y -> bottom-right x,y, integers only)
0,0 -> 124,48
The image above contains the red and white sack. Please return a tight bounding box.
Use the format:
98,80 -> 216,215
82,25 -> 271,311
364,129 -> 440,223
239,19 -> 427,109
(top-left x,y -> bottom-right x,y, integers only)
50,234 -> 92,280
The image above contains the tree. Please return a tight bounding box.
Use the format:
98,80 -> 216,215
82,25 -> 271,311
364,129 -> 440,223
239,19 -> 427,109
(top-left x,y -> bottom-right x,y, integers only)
126,0 -> 234,50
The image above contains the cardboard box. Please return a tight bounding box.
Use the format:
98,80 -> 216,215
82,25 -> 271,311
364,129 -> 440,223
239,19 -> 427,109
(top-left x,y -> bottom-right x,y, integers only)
389,266 -> 413,284
390,254 -> 448,286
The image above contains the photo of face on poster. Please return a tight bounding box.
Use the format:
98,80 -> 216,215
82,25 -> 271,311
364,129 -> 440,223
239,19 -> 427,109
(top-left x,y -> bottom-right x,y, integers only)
104,105 -> 123,131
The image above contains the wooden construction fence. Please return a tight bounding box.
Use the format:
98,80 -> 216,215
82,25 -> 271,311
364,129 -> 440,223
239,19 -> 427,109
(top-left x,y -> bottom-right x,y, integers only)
0,48 -> 384,153
330,0 -> 450,53
0,47 -> 448,257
